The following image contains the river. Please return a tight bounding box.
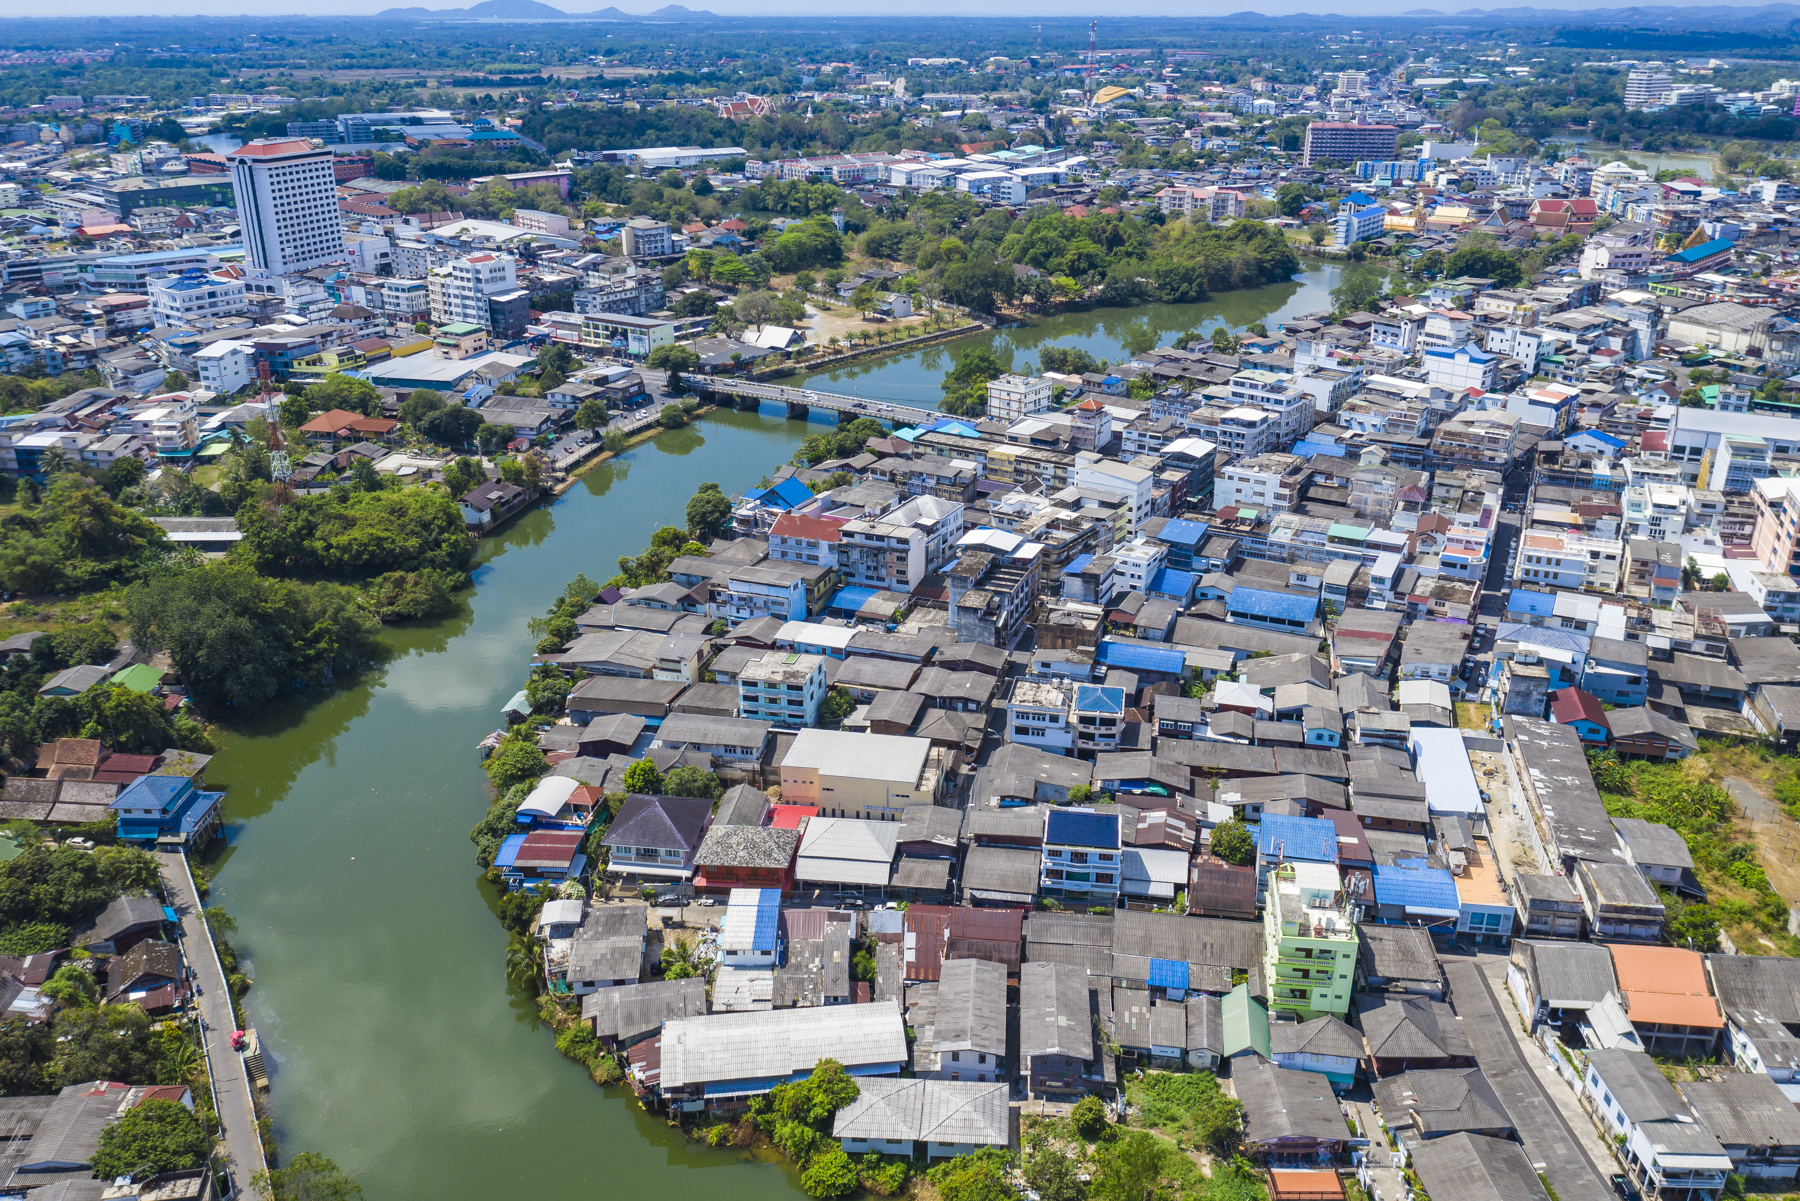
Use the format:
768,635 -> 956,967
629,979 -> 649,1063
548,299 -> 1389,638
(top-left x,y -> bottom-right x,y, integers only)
202,267 -> 1343,1197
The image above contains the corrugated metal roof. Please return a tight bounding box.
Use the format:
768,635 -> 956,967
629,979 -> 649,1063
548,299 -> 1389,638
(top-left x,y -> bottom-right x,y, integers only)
1095,638 -> 1186,674
720,888 -> 781,952
1230,586 -> 1319,623
1148,958 -> 1189,990
1045,808 -> 1120,849
1257,814 -> 1340,863
1373,862 -> 1461,915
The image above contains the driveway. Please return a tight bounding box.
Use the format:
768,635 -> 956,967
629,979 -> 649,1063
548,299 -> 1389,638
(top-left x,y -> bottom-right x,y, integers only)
1441,958 -> 1615,1201
1726,776 -> 1775,822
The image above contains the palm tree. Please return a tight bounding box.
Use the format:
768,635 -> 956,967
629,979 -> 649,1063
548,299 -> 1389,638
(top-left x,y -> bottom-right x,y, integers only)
660,932 -> 703,980
159,1034 -> 200,1086
505,935 -> 542,993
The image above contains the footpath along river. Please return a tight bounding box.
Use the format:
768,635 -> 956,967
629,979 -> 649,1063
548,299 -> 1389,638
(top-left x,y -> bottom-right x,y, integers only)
200,264 -> 1344,1197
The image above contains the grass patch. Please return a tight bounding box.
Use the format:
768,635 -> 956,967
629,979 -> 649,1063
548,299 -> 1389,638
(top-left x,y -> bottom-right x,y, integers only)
1456,701 -> 1492,731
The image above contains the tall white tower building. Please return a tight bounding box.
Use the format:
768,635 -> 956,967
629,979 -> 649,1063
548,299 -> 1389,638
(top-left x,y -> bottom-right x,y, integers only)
227,138 -> 344,275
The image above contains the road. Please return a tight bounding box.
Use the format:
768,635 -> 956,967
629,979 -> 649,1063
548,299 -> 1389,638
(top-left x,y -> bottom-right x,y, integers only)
158,850 -> 264,1193
1442,958 -> 1615,1201
689,377 -> 939,426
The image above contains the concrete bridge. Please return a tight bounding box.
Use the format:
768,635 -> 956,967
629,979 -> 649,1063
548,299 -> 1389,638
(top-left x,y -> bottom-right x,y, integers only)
688,377 -> 941,426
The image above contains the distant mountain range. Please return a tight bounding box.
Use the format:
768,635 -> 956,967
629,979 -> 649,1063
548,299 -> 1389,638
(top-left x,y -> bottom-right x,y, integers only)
1448,2 -> 1800,22
376,0 -> 713,18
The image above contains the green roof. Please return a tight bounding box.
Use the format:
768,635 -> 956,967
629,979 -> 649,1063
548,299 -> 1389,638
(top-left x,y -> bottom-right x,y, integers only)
109,663 -> 163,694
1221,982 -> 1270,1059
1327,522 -> 1370,542
438,322 -> 484,337
194,442 -> 231,458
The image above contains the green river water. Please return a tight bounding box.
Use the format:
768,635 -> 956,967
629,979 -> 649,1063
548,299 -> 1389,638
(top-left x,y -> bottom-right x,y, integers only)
204,264 -> 1344,1197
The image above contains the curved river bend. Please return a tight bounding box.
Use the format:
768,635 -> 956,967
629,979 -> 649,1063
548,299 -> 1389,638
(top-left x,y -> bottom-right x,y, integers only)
206,265 -> 1344,1197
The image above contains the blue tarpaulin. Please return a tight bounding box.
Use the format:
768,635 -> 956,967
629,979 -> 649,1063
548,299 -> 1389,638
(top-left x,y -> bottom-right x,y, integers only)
1148,958 -> 1190,990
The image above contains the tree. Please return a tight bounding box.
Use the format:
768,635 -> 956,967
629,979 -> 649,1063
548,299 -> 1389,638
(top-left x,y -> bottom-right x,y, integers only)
573,398 -> 608,431
819,686 -> 856,727
1090,1132 -> 1175,1201
802,1149 -> 859,1200
685,482 -> 732,541
660,931 -> 702,980
927,1150 -> 1016,1201
476,423 -> 515,455
1025,1146 -> 1086,1201
1669,904 -> 1721,952
940,345 -> 1011,418
305,373 -> 381,417
646,345 -> 701,374
252,1152 -> 365,1201
1071,1094 -> 1109,1140
160,371 -> 189,393
51,1004 -> 155,1088
1443,238 -> 1525,287
420,406 -> 483,446
41,964 -> 95,1009
399,388 -> 446,427
622,759 -> 663,795
663,765 -> 723,799
1039,346 -> 1102,377
1331,265 -> 1387,317
91,1098 -> 208,1180
482,731 -> 545,792
1210,819 -> 1255,866
1710,572 -> 1730,591
1275,182 -> 1314,217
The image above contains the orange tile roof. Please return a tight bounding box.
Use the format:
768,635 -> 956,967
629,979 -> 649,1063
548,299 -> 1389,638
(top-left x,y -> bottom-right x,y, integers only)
1624,990 -> 1723,1028
1609,942 -> 1710,996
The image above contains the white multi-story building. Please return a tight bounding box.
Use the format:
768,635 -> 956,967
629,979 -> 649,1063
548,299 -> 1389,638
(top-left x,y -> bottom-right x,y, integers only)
1421,309 -> 1475,348
1332,204 -> 1387,247
1186,405 -> 1280,458
1422,343 -> 1498,393
227,138 -> 345,275
1007,680 -> 1074,754
1516,529 -> 1623,593
1155,186 -> 1246,221
148,272 -> 248,328
192,339 -> 257,394
768,511 -> 842,570
1070,456 -> 1156,531
1625,63 -> 1674,110
1622,483 -> 1691,542
428,252 -> 519,329
1111,538 -> 1168,594
737,650 -> 827,729
837,496 -> 965,594
1214,452 -> 1309,515
985,374 -> 1053,423
1228,371 -> 1316,443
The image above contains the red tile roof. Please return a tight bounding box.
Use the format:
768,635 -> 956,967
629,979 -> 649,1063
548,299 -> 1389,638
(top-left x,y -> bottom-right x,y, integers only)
769,512 -> 844,543
229,138 -> 319,158
1549,687 -> 1609,729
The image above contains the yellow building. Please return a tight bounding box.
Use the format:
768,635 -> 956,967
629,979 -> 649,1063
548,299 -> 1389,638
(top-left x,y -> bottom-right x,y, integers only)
778,728 -> 940,821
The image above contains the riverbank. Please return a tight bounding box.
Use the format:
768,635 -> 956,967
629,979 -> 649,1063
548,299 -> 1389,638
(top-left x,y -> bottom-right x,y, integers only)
198,267 -> 1356,1199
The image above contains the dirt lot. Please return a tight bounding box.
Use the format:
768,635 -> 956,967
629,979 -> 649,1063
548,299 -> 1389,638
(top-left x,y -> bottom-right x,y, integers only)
803,302 -> 934,349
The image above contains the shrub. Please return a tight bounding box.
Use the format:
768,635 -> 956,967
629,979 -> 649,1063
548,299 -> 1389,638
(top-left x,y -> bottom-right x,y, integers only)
1209,819 -> 1255,866
1071,1094 -> 1109,1140
0,922 -> 70,956
90,1098 -> 208,1180
801,1149 -> 859,1200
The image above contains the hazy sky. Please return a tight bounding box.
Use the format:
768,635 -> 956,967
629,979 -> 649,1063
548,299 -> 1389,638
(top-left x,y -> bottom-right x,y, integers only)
30,0 -> 1792,17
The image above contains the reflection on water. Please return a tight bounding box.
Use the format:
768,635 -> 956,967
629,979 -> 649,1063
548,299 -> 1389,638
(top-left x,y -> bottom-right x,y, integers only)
777,264 -> 1345,408
196,271 -> 1352,1198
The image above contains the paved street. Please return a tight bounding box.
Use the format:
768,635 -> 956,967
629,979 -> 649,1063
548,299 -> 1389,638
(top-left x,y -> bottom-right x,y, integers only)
1443,958 -> 1614,1201
158,850 -> 264,1193
1343,1096 -> 1404,1201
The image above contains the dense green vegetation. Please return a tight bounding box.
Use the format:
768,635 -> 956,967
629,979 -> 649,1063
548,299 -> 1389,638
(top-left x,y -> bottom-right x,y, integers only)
1590,749 -> 1798,955
90,1098 -> 210,1180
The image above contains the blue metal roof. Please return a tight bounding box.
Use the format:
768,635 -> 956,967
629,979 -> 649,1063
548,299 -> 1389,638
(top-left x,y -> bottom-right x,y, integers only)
110,775 -> 188,813
1148,958 -> 1190,990
1668,237 -> 1733,264
728,887 -> 782,949
1074,684 -> 1125,715
753,477 -> 815,510
1156,518 -> 1211,547
494,832 -> 529,868
1045,809 -> 1120,849
1256,814 -> 1339,864
1148,567 -> 1196,598
1230,586 -> 1319,623
827,586 -> 879,613
1063,553 -> 1096,576
1506,589 -> 1557,617
1373,862 -> 1462,915
1095,639 -> 1186,674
